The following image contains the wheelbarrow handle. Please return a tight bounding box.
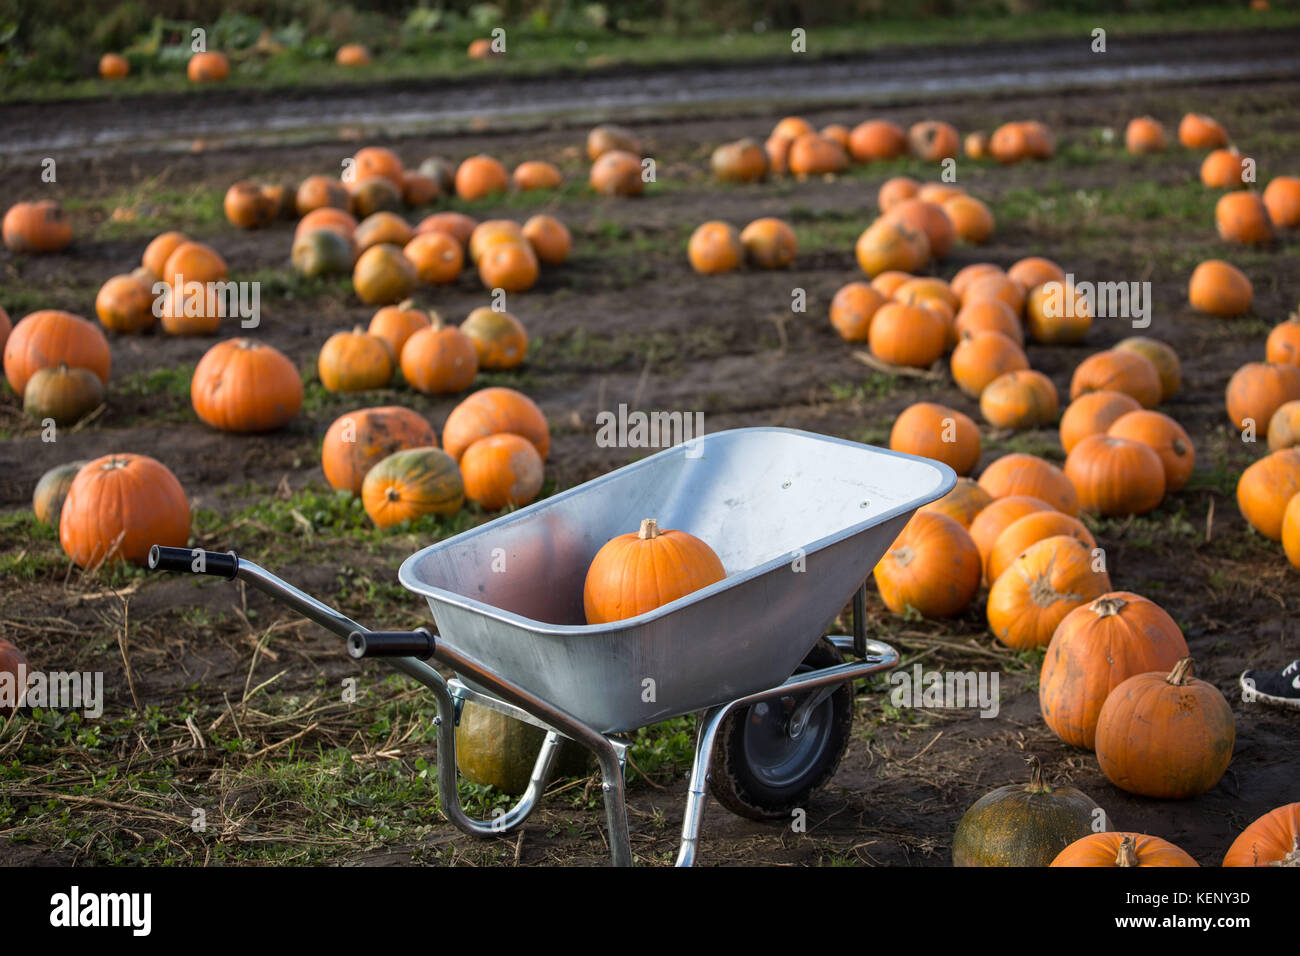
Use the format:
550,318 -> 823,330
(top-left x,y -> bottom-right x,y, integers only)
347,628 -> 435,660
148,545 -> 239,578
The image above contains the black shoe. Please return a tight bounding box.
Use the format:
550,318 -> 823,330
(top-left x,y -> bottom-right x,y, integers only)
1241,660 -> 1300,711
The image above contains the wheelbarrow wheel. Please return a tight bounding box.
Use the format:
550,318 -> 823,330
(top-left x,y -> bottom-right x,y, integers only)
708,637 -> 854,821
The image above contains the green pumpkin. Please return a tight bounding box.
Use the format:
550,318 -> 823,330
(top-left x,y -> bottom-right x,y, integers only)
952,755 -> 1106,866
455,700 -> 592,796
291,228 -> 354,277
32,460 -> 88,526
24,364 -> 104,425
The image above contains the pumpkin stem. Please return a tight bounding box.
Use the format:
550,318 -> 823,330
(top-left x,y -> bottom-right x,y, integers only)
638,518 -> 660,540
1090,594 -> 1127,617
1024,754 -> 1052,793
1268,835 -> 1300,867
386,487 -> 400,502
892,544 -> 916,568
398,298 -> 416,310
1166,657 -> 1195,686
1115,835 -> 1139,867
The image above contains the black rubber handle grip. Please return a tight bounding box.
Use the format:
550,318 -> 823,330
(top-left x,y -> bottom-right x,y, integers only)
147,545 -> 239,579
347,629 -> 435,660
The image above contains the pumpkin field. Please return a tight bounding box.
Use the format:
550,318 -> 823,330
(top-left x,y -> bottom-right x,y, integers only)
2,5 -> 1300,871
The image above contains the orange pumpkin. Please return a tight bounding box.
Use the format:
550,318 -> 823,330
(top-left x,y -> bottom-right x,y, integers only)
1059,391 -> 1142,454
1188,259 -> 1252,316
869,303 -> 946,369
968,495 -> 1056,567
455,155 -> 509,200
142,231 -> 188,277
954,298 -> 1022,346
161,240 -> 228,287
60,455 -> 191,567
871,271 -> 913,298
1267,400 -> 1300,452
583,519 -> 725,624
95,273 -> 156,333
587,124 -> 641,160
3,200 -> 73,253
319,326 -> 394,393
877,176 -> 920,213
354,244 -> 417,305
688,221 -> 744,275
989,122 -> 1035,164
962,272 -> 1025,316
361,447 -> 464,528
478,240 -> 539,293
819,124 -> 851,150
711,138 -> 769,182
986,535 -> 1112,650
786,133 -> 848,177
739,218 -> 797,269
191,338 -> 302,433
1225,361 -> 1300,431
908,120 -> 959,161
521,214 -> 571,265
917,182 -> 965,205
354,211 -> 414,252
949,263 -> 1003,300
461,433 -> 545,511
848,120 -> 907,162
1040,592 -> 1189,750
442,387 -> 549,461
403,231 -> 463,285
352,147 -> 404,187
511,160 -> 562,191
873,511 -> 981,619
296,176 -> 351,216
4,310 -> 110,395
461,307 -> 528,370
886,199 -> 954,260
1107,410 -> 1195,493
1178,112 -> 1228,150
950,330 -> 1028,398
1065,435 -> 1166,516
321,406 -> 437,494
1262,175 -> 1300,228
979,370 -> 1060,431
223,181 -> 276,229
368,301 -> 431,360
468,220 -> 524,264
99,53 -> 129,79
416,211 -> 477,248
764,134 -> 793,176
1069,349 -> 1161,409
889,402 -> 981,476
1051,833 -> 1197,868
942,195 -> 995,244
402,171 -> 440,207
400,325 -> 478,395
894,277 -> 959,313
1266,315 -> 1300,366
1114,337 -> 1180,401
986,510 -> 1095,587
1095,657 -> 1234,799
1236,447 -> 1300,540
187,51 -> 229,83
589,149 -> 645,197
855,218 -> 930,276
336,44 -> 371,67
979,454 -> 1078,515
1201,147 -> 1252,189
829,282 -> 886,342
1025,281 -> 1092,345
23,364 -> 103,425
1216,191 -> 1274,245
1224,803 -> 1300,867
296,207 -> 358,241
1124,116 -> 1167,154
918,478 -> 994,528
1007,256 -> 1066,292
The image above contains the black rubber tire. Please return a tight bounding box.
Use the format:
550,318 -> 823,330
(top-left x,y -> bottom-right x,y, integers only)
707,638 -> 854,821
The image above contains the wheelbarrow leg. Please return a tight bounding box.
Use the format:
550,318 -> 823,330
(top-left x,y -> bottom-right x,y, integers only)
676,704 -> 728,867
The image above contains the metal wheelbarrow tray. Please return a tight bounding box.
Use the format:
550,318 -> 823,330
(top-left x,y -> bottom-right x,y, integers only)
149,427 -> 955,866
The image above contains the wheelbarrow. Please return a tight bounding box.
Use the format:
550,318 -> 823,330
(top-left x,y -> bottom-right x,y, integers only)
148,426 -> 954,866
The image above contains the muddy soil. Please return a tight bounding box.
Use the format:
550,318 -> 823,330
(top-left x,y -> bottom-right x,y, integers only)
1,49 -> 1297,866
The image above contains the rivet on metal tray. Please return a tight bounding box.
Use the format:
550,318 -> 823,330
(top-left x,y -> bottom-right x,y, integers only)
781,480 -> 791,489
860,500 -> 870,508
